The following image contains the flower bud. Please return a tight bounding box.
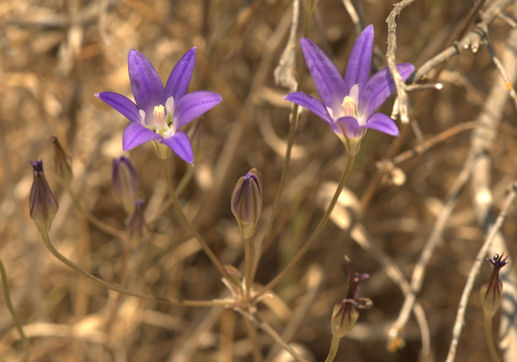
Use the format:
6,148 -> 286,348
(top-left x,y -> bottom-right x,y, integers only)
331,256 -> 372,338
50,136 -> 72,187
480,253 -> 509,317
127,200 -> 146,244
231,168 -> 263,239
112,156 -> 139,215
29,160 -> 59,232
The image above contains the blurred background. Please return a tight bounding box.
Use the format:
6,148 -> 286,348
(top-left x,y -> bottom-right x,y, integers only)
1,0 -> 517,361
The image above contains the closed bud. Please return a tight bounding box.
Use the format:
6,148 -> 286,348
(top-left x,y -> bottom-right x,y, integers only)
127,200 -> 146,244
50,136 -> 73,186
480,253 -> 509,317
29,160 -> 59,232
112,156 -> 139,215
231,168 -> 263,239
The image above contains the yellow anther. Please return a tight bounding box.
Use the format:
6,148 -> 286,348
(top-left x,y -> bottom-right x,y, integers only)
341,96 -> 357,118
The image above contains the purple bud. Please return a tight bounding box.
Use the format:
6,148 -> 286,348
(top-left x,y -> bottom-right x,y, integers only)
231,168 -> 263,239
127,200 -> 146,243
331,256 -> 372,338
29,160 -> 59,232
480,253 -> 509,317
50,136 -> 73,186
112,156 -> 139,215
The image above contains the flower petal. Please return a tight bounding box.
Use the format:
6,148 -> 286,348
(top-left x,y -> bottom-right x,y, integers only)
364,112 -> 399,136
123,122 -> 161,151
128,49 -> 164,112
334,116 -> 361,138
360,63 -> 415,117
165,48 -> 196,100
300,38 -> 346,111
344,25 -> 374,93
96,92 -> 141,123
285,92 -> 333,125
174,91 -> 222,128
161,131 -> 194,165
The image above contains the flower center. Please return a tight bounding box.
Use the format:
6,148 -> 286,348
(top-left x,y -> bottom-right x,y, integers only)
341,96 -> 357,118
140,96 -> 176,138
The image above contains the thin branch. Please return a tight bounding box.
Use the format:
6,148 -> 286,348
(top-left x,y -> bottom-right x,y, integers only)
445,182 -> 517,362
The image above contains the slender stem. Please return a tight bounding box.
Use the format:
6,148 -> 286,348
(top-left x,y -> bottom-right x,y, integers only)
159,158 -> 231,282
325,335 -> 341,362
255,155 -> 356,299
484,314 -> 501,362
244,237 -> 254,299
0,259 -> 30,362
38,226 -> 228,307
243,316 -> 262,362
65,185 -> 126,241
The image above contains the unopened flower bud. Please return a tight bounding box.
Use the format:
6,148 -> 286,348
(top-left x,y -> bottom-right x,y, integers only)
480,253 -> 509,317
112,156 -> 139,215
231,168 -> 263,239
331,256 -> 372,338
29,160 -> 59,232
50,136 -> 72,186
127,200 -> 146,244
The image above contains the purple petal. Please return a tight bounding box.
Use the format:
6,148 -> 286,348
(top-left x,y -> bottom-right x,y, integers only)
364,113 -> 399,136
174,91 -> 222,128
165,48 -> 196,100
300,38 -> 346,111
161,131 -> 194,164
344,25 -> 374,93
360,63 -> 415,117
96,92 -> 141,123
285,92 -> 333,125
128,50 -> 164,112
334,116 -> 361,138
123,122 -> 161,151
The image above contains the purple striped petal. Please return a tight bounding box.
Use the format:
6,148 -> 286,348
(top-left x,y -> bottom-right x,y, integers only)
128,50 -> 164,112
364,113 -> 399,136
300,38 -> 346,111
360,63 -> 415,117
123,122 -> 161,151
161,131 -> 194,164
96,92 -> 141,123
174,91 -> 222,128
285,92 -> 333,125
344,25 -> 374,93
165,48 -> 196,100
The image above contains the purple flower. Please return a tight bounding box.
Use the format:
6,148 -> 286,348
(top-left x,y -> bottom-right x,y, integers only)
285,25 -> 414,153
96,48 -> 222,164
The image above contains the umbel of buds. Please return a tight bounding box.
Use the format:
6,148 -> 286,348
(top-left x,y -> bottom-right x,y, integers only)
112,156 -> 139,215
331,256 -> 372,338
29,160 -> 59,232
51,136 -> 72,187
231,168 -> 262,239
480,253 -> 509,317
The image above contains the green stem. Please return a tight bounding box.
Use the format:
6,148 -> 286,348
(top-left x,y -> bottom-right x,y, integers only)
255,154 -> 356,300
484,314 -> 501,362
159,158 -> 231,282
325,335 -> 342,362
0,259 -> 30,362
38,226 -> 227,307
244,237 -> 255,298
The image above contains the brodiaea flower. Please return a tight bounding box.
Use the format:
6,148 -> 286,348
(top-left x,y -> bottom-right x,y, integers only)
285,25 -> 414,154
96,48 -> 222,164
